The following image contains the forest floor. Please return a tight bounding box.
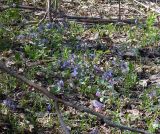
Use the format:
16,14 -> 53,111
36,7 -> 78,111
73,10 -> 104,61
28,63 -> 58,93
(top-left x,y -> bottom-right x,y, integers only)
0,0 -> 160,133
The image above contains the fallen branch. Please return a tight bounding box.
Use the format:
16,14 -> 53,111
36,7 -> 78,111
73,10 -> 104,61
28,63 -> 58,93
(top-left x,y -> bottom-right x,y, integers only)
63,15 -> 142,25
47,0 -> 52,21
1,4 -> 160,26
38,11 -> 48,25
54,101 -> 70,134
0,4 -> 144,25
0,5 -> 44,12
0,61 -> 151,134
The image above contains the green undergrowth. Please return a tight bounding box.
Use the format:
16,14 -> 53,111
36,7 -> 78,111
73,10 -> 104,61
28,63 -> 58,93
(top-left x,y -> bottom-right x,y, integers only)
0,10 -> 160,133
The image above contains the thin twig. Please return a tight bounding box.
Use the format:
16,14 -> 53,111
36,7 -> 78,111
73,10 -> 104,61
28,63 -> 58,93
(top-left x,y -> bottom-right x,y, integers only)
118,0 -> 121,21
38,11 -> 48,25
0,61 -> 151,134
0,5 -> 44,12
47,0 -> 52,21
26,59 -> 54,67
54,101 -> 70,134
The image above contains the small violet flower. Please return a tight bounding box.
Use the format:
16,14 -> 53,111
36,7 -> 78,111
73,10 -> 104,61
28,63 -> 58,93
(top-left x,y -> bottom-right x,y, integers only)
3,99 -> 17,110
108,79 -> 115,87
89,128 -> 99,134
120,61 -> 129,73
38,25 -> 44,33
102,70 -> 113,80
70,54 -> 76,62
57,80 -> 64,88
29,32 -> 38,38
91,100 -> 104,112
148,90 -> 157,99
93,65 -> 102,73
96,90 -> 101,97
89,54 -> 95,59
92,100 -> 104,108
46,103 -> 52,112
46,22 -> 53,29
71,67 -> 78,77
17,34 -> 25,40
41,38 -> 49,44
61,61 -> 70,69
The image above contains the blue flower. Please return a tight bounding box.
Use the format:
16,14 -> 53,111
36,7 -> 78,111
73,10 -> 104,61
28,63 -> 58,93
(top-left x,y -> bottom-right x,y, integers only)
57,80 -> 64,88
29,32 -> 38,38
92,100 -> 104,110
71,67 -> 78,77
41,38 -> 49,44
93,65 -> 102,73
71,54 -> 76,60
61,61 -> 70,69
102,70 -> 113,80
3,99 -> 17,110
38,25 -> 44,33
120,61 -> 129,73
46,103 -> 52,112
96,90 -> 101,97
108,78 -> 115,86
111,60 -> 116,65
17,34 -> 25,40
89,54 -> 95,59
46,22 -> 53,29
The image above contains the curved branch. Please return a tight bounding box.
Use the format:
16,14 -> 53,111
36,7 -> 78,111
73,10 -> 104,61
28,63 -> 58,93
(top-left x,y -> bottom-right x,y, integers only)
54,101 -> 70,134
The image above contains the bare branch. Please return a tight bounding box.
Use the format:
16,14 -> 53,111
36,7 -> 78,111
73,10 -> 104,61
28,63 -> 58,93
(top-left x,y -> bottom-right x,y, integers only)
47,0 -> 52,21
54,101 -> 70,134
118,0 -> 121,21
38,11 -> 48,25
0,5 -> 44,12
1,4 -> 159,26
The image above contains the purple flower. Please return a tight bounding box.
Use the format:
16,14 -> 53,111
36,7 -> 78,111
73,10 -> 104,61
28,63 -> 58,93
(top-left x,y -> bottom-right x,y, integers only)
90,128 -> 99,134
111,60 -> 116,65
57,80 -> 64,88
92,100 -> 104,109
102,70 -> 113,80
70,54 -> 76,61
108,78 -> 115,86
89,54 -> 95,59
29,32 -> 38,38
120,61 -> 129,73
94,65 -> 102,73
46,22 -> 53,29
71,67 -> 78,77
61,61 -> 70,69
148,90 -> 157,99
41,38 -> 49,44
17,34 -> 25,40
3,99 -> 17,110
46,103 -> 52,112
96,91 -> 101,97
38,25 -> 44,33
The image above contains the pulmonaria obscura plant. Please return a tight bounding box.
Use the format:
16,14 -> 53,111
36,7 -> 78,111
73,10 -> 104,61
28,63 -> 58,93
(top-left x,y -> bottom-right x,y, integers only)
16,22 -> 64,47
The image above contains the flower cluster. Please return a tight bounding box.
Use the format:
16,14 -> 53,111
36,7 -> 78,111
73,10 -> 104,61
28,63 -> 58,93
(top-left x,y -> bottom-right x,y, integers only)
102,70 -> 113,80
57,80 -> 64,89
16,22 -> 63,46
3,99 -> 17,110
